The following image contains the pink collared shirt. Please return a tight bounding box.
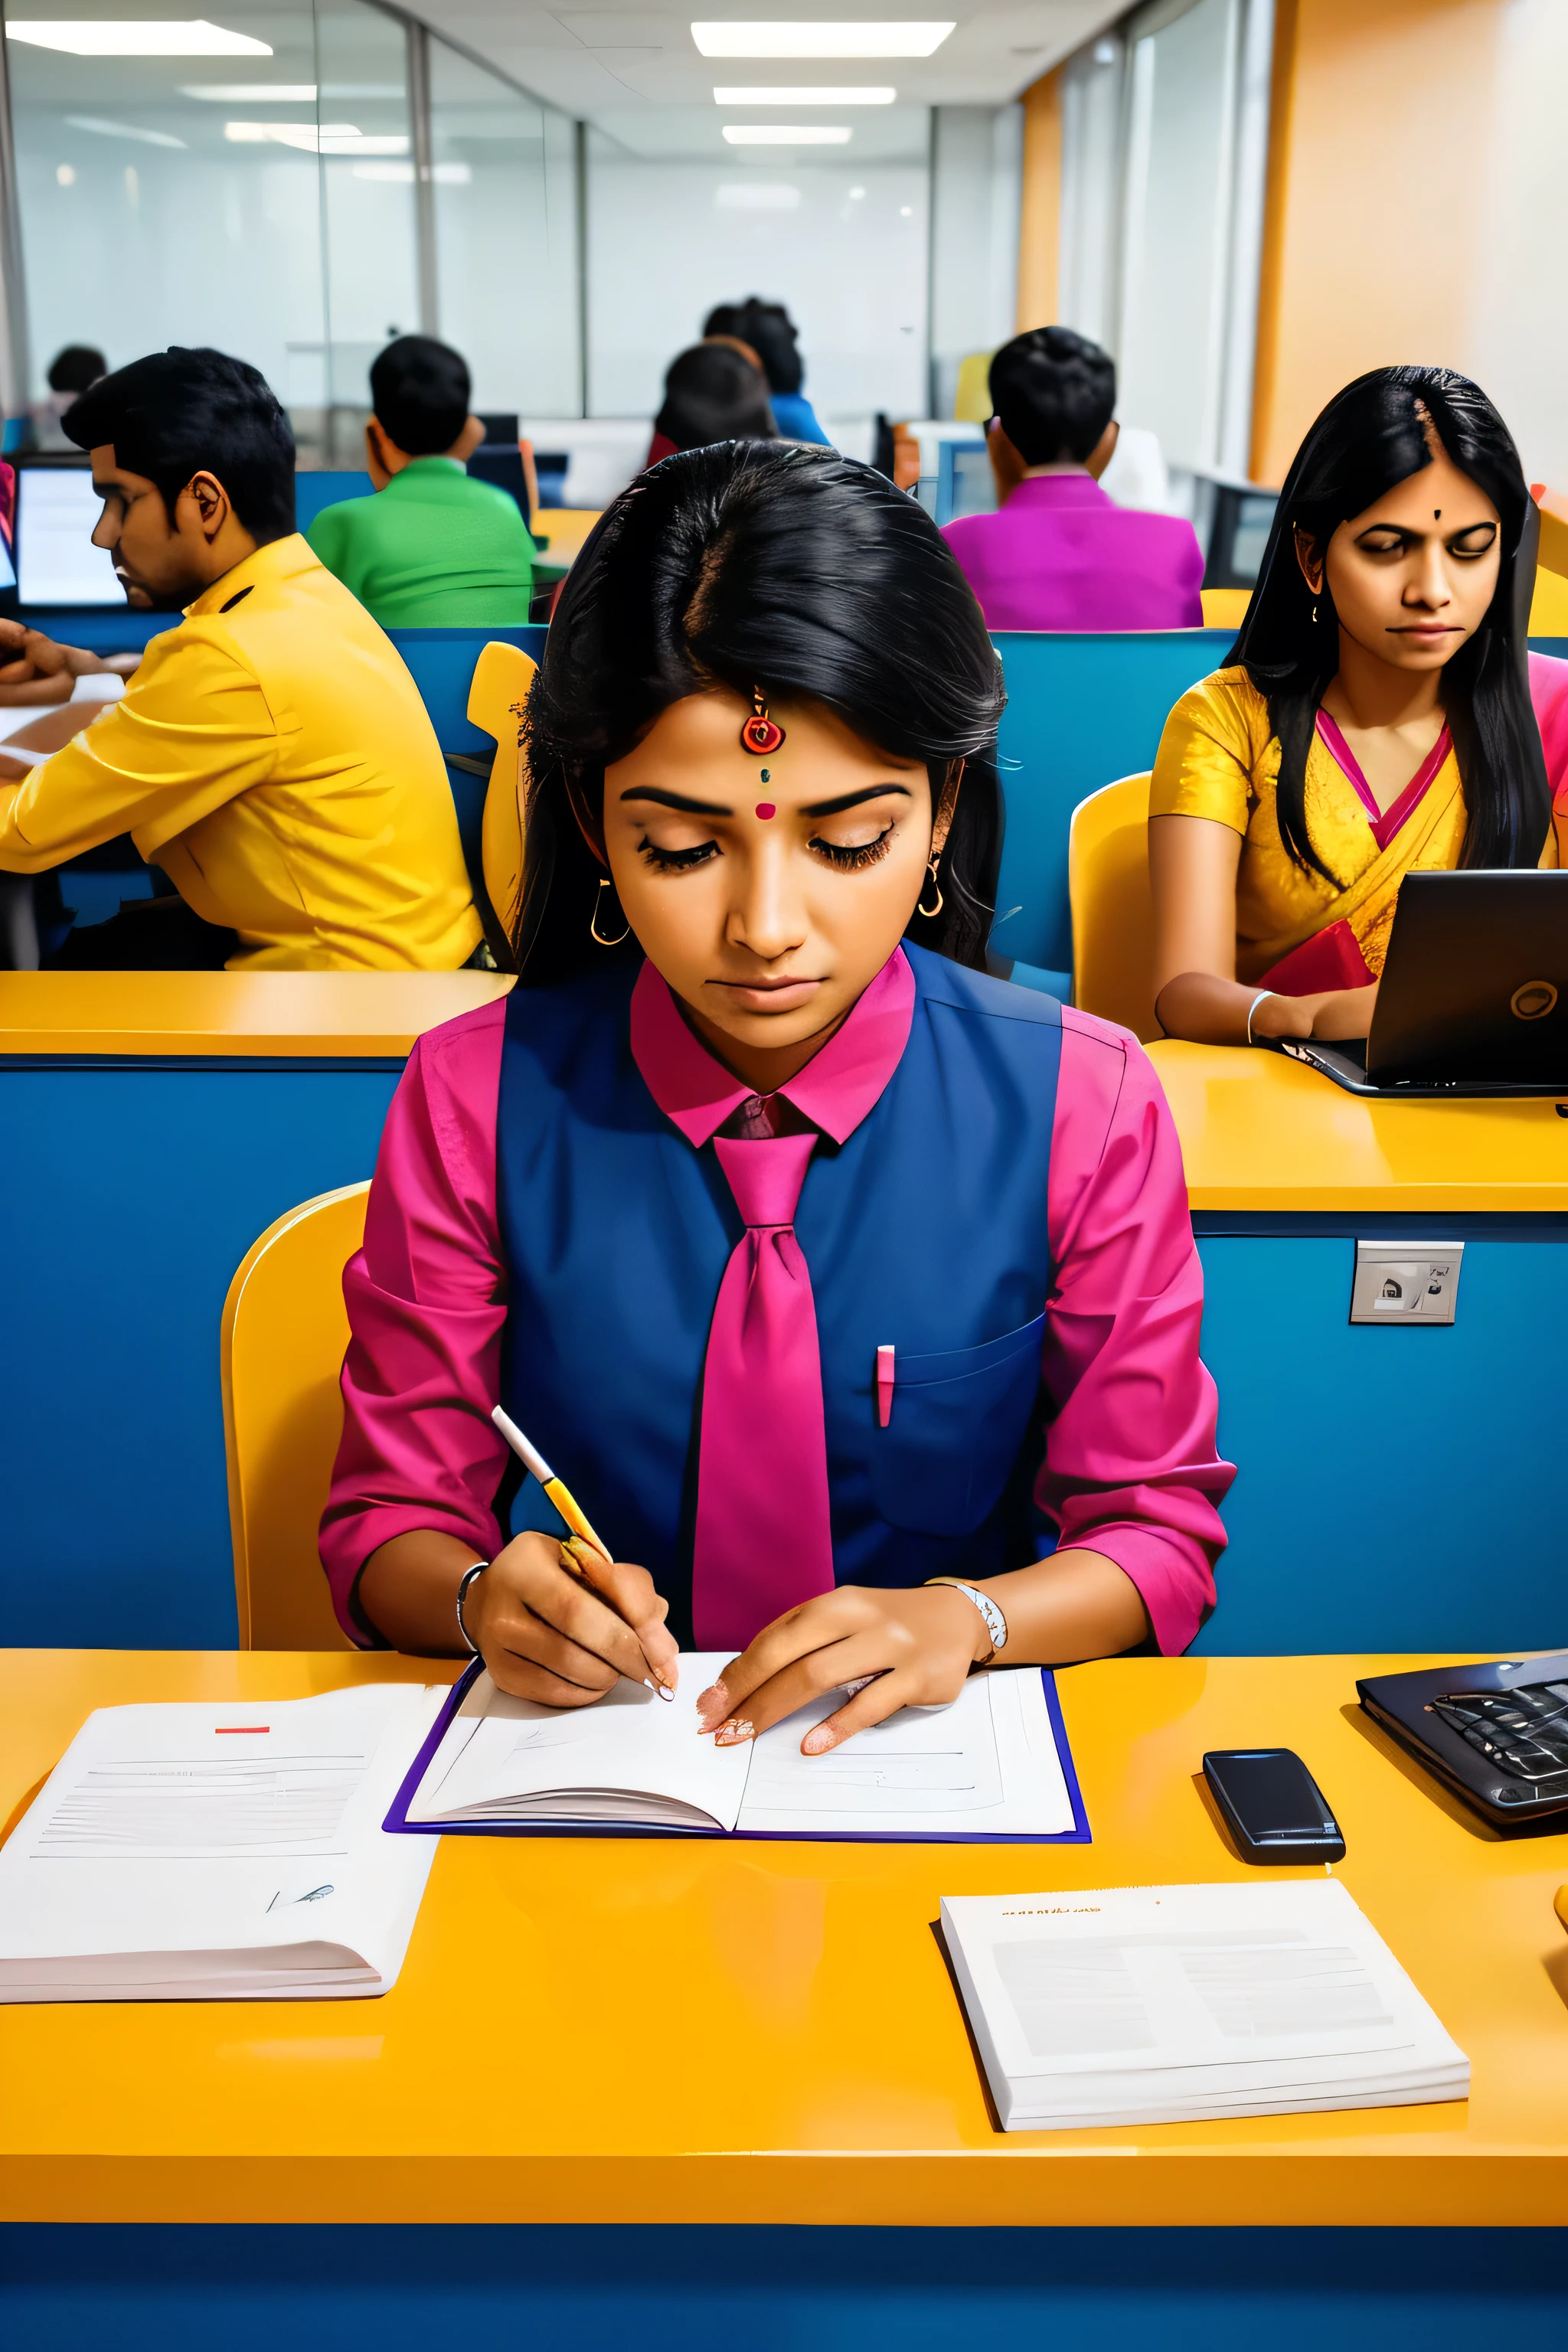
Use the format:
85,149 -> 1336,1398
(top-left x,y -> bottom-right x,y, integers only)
322,956 -> 1233,1654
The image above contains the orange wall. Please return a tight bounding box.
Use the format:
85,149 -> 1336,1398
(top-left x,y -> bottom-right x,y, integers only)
1015,68 -> 1063,334
1250,0 -> 1505,484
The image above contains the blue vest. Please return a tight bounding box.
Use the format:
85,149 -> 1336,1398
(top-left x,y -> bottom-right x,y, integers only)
496,944 -> 1061,1648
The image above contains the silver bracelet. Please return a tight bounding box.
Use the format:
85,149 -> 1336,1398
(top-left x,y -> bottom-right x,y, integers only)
1245,989 -> 1274,1045
925,1577 -> 1008,1661
455,1560 -> 488,1655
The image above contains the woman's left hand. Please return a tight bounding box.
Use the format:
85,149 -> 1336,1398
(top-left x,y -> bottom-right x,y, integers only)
694,1583 -> 994,1754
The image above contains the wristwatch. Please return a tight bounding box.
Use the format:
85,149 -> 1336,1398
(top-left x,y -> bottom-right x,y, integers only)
924,1576 -> 1008,1662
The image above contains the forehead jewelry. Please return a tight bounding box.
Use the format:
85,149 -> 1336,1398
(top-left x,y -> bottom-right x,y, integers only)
740,686 -> 785,756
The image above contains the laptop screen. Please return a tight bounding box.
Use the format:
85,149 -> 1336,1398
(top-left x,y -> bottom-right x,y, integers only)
15,465 -> 124,607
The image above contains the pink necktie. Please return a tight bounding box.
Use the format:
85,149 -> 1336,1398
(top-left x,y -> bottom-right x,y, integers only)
691,1126 -> 837,1652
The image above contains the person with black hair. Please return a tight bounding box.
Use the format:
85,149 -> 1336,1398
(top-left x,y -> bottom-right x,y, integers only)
944,325 -> 1203,630
30,343 -> 107,450
704,299 -> 831,446
320,443 -> 1232,1743
0,345 -> 481,969
1149,366 -> 1568,1047
307,335 -> 534,629
652,341 -> 778,456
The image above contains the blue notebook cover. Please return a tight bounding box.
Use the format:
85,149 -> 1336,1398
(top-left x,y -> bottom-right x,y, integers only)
383,1658 -> 1092,1845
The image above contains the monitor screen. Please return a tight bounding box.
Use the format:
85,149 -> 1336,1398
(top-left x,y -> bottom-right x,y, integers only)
15,466 -> 124,607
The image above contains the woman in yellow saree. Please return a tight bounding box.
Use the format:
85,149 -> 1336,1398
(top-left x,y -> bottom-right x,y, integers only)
1150,366 -> 1568,1047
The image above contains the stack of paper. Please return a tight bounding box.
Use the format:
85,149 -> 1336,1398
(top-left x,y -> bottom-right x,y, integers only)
940,1878 -> 1468,2130
0,1683 -> 444,2001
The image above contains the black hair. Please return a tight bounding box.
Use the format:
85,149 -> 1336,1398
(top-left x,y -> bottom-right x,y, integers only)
1230,364 -> 1548,883
513,442 -> 1006,986
64,345 -> 295,540
653,344 -> 777,455
700,300 -> 805,395
47,344 -> 106,396
988,325 -> 1116,466
369,334 -> 470,456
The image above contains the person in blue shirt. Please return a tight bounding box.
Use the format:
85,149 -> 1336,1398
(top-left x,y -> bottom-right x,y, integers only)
704,299 -> 831,447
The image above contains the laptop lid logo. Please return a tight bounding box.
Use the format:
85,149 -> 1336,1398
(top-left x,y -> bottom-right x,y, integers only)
1510,980 -> 1558,1021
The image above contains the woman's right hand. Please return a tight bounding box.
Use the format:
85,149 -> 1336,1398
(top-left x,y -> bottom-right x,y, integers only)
463,1530 -> 680,1706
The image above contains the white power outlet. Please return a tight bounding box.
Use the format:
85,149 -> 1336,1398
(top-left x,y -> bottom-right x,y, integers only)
1350,1240 -> 1464,1325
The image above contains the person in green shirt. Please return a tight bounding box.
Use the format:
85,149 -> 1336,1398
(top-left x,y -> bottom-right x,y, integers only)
306,335 -> 535,628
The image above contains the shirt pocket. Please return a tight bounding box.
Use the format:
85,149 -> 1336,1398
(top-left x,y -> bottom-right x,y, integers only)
869,1313 -> 1046,1538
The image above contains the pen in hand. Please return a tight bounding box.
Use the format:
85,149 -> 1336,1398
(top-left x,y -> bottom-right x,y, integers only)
490,1406 -> 678,1699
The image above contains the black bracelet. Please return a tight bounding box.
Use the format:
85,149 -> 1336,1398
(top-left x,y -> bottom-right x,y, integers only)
455,1561 -> 488,1655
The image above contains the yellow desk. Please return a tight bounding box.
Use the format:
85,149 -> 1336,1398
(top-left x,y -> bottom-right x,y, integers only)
1144,1045 -> 1568,1656
5,1646 -> 1566,2230
0,974 -> 511,1651
1150,1039 -> 1568,1216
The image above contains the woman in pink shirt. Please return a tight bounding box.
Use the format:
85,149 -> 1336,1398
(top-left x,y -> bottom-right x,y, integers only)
322,443 -> 1233,1756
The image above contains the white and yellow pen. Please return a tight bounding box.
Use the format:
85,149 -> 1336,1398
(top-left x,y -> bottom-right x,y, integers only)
489,1406 -> 675,1697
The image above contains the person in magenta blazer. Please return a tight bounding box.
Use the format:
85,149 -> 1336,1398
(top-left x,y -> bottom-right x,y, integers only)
943,326 -> 1205,632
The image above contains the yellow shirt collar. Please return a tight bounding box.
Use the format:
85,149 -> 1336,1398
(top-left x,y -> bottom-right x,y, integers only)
183,531 -> 320,620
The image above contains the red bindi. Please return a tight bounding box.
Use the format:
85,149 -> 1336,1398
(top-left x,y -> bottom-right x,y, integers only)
755,802 -> 776,820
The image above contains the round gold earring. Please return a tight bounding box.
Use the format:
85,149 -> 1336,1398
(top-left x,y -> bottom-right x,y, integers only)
590,877 -> 630,946
918,858 -> 944,918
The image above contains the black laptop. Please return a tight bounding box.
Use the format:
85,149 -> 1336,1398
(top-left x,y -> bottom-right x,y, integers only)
1278,870 -> 1568,1096
1357,1653 -> 1568,1830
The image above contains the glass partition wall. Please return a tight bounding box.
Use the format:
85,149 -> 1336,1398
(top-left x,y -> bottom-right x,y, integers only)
2,1 -> 582,459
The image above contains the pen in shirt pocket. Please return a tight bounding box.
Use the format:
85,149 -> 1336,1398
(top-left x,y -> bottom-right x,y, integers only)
489,1405 -> 676,1699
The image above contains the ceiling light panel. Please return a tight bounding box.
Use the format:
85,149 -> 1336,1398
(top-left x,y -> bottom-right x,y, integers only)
181,83 -> 317,100
722,123 -> 853,142
7,21 -> 273,55
714,86 -> 895,103
692,23 -> 952,58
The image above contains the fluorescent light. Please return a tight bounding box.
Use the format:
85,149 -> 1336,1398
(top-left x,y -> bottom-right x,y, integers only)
716,181 -> 801,210
693,22 -> 952,58
8,21 -> 273,56
224,120 -> 407,155
64,113 -> 187,147
181,83 -> 317,100
714,85 -> 894,103
723,123 -> 851,143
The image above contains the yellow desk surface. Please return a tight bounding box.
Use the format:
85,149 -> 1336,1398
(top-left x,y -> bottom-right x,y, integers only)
4,1648 -> 1566,2227
1150,1038 -> 1568,1214
0,970 -> 512,1057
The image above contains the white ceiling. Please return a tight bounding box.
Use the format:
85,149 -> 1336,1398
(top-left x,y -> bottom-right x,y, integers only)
410,4 -> 1125,151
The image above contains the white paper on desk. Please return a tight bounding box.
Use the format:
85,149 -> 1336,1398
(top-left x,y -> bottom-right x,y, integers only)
737,1669 -> 1075,1838
408,1655 -> 752,1832
941,1878 -> 1469,2130
0,1682 -> 446,2001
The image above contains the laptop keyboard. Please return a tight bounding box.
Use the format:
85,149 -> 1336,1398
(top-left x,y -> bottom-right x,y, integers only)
1432,1683 -> 1568,1783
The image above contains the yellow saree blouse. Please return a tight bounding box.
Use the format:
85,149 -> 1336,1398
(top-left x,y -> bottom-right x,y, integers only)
1149,665 -> 1568,985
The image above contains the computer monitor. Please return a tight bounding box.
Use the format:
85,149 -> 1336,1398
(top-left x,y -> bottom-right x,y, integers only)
14,459 -> 124,608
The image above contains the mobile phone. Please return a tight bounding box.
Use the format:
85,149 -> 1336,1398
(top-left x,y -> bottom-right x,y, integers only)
1201,1748 -> 1345,1864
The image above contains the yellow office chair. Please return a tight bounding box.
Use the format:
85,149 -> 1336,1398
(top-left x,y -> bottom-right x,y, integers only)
220,1182 -> 371,1650
1200,587 -> 1251,631
467,640 -> 536,946
1068,772 -> 1161,1044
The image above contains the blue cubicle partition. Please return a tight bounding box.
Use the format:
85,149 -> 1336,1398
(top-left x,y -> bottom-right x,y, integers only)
1190,1220 -> 1568,1656
292,469 -> 374,531
0,1057 -> 403,1647
990,629 -> 1235,974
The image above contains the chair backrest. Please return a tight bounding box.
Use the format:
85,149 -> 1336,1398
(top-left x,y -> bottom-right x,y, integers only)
1069,772 -> 1158,1043
467,639 -> 536,945
221,1182 -> 370,1650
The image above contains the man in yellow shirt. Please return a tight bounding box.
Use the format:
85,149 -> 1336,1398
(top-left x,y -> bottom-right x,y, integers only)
0,346 -> 482,971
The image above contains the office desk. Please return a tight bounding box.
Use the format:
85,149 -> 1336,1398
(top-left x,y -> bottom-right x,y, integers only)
1151,1044 -> 1568,1654
0,973 -> 510,1648
2,1648 -> 1566,2344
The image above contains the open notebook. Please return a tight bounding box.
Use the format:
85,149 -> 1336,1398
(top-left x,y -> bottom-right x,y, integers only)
387,1656 -> 1090,1844
0,1684 -> 445,2002
941,1879 -> 1468,2131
